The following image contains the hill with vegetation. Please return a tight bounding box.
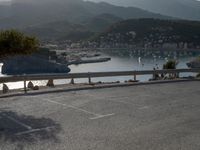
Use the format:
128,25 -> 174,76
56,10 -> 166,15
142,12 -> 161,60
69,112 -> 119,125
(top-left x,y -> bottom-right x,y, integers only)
0,0 -> 169,28
0,0 -> 171,41
93,18 -> 200,49
22,14 -> 122,41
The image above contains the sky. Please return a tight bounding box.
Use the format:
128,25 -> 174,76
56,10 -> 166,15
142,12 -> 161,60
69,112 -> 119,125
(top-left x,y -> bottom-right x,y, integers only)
0,0 -> 200,2
1,0 -> 200,1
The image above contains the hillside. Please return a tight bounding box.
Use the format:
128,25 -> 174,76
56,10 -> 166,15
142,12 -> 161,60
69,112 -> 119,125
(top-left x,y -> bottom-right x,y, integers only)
90,0 -> 200,21
0,0 -> 169,29
93,19 -> 200,49
83,14 -> 122,32
22,13 -> 122,41
23,20 -> 89,41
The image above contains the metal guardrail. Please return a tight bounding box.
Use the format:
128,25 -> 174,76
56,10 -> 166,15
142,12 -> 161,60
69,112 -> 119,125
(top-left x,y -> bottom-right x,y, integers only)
0,68 -> 200,93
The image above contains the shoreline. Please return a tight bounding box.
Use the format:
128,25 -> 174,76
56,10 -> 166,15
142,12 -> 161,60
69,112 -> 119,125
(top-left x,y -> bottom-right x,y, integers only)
67,57 -> 111,65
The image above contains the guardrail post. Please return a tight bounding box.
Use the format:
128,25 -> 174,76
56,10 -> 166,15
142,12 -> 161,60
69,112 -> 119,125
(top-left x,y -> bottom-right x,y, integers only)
47,79 -> 55,87
70,78 -> 75,84
176,72 -> 180,78
88,72 -> 92,84
24,79 -> 27,94
3,83 -> 9,94
152,69 -> 156,80
134,74 -> 137,81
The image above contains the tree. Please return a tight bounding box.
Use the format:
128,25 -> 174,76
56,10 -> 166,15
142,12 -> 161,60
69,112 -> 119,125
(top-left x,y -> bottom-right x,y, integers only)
163,60 -> 178,69
0,30 -> 39,58
163,60 -> 179,78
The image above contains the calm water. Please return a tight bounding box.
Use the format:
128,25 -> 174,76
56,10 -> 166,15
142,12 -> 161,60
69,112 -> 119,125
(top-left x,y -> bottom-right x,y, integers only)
69,51 -> 197,83
0,50 -> 199,90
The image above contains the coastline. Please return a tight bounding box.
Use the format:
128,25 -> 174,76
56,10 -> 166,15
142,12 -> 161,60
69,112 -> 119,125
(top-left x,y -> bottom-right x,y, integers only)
67,57 -> 111,65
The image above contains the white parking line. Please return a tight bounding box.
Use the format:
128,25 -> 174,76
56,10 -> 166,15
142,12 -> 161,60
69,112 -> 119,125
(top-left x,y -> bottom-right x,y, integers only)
15,126 -> 56,136
43,99 -> 101,116
139,106 -> 151,110
2,114 -> 32,130
47,95 -> 141,107
90,113 -> 115,120
42,99 -> 115,119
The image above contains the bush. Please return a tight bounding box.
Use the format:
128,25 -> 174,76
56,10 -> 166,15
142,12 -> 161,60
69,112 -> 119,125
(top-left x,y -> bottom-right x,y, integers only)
0,30 -> 39,58
197,73 -> 200,78
163,60 -> 178,69
191,56 -> 200,62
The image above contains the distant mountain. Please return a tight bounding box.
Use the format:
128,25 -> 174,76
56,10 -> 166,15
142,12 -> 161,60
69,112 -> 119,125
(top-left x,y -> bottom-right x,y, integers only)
89,0 -> 200,21
0,0 -> 170,29
22,14 -> 122,41
94,18 -> 200,48
23,20 -> 84,40
83,14 -> 123,32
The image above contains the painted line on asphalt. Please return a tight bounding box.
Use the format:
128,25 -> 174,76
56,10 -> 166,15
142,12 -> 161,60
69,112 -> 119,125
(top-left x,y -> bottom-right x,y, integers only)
15,126 -> 56,136
42,98 -> 101,117
3,114 -> 32,130
42,98 -> 115,119
139,106 -> 151,110
90,113 -> 115,120
44,94 -> 141,107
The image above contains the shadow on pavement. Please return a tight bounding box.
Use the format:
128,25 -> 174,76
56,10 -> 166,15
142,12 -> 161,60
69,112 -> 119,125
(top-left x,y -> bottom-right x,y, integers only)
0,110 -> 61,144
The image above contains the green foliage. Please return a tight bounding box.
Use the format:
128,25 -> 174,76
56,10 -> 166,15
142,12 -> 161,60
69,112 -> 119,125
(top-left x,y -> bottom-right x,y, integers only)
163,60 -> 178,69
197,73 -> 200,78
0,30 -> 39,58
196,56 -> 200,61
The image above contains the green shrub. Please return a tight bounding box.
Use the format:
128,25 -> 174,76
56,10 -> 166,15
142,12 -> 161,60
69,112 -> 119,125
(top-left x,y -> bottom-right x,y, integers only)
0,30 -> 39,58
196,56 -> 200,61
163,60 -> 178,69
197,73 -> 200,78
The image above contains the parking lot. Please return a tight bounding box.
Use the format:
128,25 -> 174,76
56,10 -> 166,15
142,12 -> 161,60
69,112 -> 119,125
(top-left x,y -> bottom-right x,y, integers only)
0,81 -> 200,150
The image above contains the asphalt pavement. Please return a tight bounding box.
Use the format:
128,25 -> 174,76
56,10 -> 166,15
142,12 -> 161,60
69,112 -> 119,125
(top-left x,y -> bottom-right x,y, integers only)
0,81 -> 200,150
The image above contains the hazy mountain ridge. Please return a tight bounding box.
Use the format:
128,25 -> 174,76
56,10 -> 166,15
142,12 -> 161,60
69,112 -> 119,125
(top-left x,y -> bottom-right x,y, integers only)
22,13 -> 123,41
0,0 -> 170,29
0,0 -> 173,41
89,0 -> 200,21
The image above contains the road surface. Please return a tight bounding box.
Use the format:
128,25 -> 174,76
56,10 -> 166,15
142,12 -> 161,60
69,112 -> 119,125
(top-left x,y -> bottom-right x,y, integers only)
0,81 -> 200,150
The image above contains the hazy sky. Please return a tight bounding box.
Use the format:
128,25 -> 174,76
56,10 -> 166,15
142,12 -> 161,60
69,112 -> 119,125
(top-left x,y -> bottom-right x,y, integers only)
0,0 -> 200,1
0,0 -> 200,2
